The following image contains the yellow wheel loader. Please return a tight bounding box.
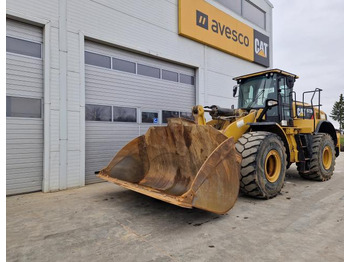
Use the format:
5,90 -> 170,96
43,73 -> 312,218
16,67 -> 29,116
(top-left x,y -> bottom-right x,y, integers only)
97,69 -> 340,214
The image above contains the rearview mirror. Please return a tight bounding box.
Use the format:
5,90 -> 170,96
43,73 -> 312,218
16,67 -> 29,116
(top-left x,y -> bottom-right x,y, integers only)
233,85 -> 238,97
266,99 -> 278,108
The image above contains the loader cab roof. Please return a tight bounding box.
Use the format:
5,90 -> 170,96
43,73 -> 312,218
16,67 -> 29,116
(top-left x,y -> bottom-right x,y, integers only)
233,69 -> 299,82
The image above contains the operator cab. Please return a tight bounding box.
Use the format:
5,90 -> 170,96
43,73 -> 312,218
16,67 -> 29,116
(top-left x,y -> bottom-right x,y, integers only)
234,69 -> 299,126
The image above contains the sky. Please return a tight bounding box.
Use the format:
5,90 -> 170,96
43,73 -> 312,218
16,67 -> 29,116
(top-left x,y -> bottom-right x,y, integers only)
272,0 -> 344,128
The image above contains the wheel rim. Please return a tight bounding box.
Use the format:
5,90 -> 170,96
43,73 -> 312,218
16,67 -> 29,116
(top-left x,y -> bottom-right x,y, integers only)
322,146 -> 332,170
264,150 -> 281,183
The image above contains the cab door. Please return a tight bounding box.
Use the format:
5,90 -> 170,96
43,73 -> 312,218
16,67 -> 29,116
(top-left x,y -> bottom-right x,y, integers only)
277,76 -> 293,126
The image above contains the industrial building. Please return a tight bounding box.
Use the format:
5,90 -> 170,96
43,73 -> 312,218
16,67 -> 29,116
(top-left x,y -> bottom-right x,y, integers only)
6,0 -> 273,194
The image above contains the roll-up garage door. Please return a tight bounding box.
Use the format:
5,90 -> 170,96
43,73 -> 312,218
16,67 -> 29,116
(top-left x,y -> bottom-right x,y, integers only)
6,19 -> 44,195
85,41 -> 196,184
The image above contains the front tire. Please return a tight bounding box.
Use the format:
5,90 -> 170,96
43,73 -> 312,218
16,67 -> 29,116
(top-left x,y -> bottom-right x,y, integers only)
235,132 -> 287,199
297,133 -> 335,181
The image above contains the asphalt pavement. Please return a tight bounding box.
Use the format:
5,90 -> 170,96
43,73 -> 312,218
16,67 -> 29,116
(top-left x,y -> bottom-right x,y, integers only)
6,153 -> 344,261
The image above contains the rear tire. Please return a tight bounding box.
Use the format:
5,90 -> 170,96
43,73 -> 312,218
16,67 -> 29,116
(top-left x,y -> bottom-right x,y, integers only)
235,131 -> 287,199
297,133 -> 335,181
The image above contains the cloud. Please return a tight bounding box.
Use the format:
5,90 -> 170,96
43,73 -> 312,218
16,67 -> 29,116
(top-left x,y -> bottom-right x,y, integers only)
272,0 -> 344,128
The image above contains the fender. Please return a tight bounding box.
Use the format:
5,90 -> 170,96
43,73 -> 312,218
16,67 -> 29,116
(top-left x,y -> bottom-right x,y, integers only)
248,122 -> 291,165
315,120 -> 339,157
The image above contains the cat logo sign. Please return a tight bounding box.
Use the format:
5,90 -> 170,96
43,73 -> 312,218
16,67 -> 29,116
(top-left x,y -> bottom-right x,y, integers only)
179,0 -> 270,67
256,41 -> 268,58
253,30 -> 269,67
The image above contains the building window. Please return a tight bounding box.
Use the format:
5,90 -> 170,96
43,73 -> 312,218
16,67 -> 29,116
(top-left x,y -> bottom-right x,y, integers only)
215,0 -> 242,15
180,112 -> 194,121
85,51 -> 111,68
242,0 -> 266,29
6,36 -> 42,58
85,104 -> 112,121
6,96 -> 42,118
113,106 -> 137,122
162,70 -> 178,82
112,58 -> 136,74
180,74 -> 194,85
162,110 -> 179,123
137,64 -> 160,79
142,112 -> 159,124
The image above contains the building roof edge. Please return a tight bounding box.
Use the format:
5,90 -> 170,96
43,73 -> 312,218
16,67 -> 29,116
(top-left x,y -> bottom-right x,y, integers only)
264,0 -> 274,8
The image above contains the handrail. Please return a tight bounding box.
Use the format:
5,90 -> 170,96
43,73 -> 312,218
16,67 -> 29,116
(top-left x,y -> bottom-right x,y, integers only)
302,88 -> 322,131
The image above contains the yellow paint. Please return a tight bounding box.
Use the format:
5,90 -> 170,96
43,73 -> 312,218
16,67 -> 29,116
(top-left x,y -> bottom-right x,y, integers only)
336,132 -> 340,148
283,131 -> 299,163
292,101 -> 325,133
191,99 -> 334,165
293,119 -> 322,133
222,110 -> 257,142
257,49 -> 266,58
192,105 -> 206,125
179,0 -> 254,62
282,127 -> 299,163
322,146 -> 332,170
234,69 -> 299,80
264,150 -> 281,183
284,128 -> 296,135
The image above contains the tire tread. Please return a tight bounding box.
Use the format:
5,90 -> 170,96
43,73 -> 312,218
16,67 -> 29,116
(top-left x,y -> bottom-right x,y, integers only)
235,131 -> 287,199
297,133 -> 335,181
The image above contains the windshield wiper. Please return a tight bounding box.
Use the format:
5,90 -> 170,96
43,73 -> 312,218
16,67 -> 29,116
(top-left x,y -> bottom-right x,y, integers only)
246,79 -> 267,109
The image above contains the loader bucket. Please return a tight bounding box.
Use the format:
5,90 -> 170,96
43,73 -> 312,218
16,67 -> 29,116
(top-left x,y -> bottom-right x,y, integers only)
98,118 -> 241,214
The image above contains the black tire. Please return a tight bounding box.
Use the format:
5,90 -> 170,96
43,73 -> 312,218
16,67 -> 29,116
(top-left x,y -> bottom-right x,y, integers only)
297,133 -> 335,181
235,131 -> 287,199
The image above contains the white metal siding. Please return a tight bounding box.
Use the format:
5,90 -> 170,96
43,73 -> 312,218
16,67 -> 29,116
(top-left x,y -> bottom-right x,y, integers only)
7,0 -> 272,193
85,41 -> 195,184
6,19 -> 43,195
